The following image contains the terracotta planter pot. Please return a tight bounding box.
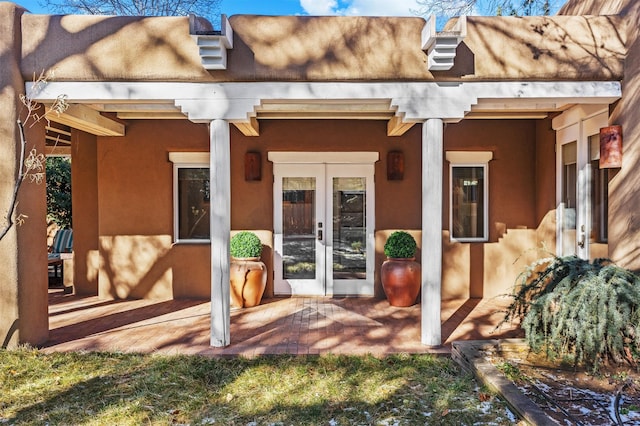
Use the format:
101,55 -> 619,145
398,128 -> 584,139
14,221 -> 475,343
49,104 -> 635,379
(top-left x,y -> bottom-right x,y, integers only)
381,258 -> 421,307
230,257 -> 267,308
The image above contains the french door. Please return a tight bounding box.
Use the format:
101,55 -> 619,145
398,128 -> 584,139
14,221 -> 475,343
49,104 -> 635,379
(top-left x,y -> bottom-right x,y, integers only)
556,108 -> 609,259
273,163 -> 375,296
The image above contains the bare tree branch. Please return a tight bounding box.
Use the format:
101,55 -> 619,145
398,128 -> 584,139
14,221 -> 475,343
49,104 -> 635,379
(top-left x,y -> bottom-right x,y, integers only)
413,0 -> 558,17
43,0 -> 221,22
0,72 -> 67,241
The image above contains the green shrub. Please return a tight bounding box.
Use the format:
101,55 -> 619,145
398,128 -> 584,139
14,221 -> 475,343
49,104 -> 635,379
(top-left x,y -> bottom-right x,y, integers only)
384,231 -> 417,259
230,231 -> 263,258
46,157 -> 72,229
502,255 -> 640,371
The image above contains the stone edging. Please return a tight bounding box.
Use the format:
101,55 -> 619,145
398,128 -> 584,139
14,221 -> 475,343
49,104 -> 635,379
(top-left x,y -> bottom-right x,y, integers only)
451,339 -> 555,426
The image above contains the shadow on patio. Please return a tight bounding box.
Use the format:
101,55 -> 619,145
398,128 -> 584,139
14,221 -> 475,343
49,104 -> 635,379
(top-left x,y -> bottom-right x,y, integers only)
42,289 -> 523,356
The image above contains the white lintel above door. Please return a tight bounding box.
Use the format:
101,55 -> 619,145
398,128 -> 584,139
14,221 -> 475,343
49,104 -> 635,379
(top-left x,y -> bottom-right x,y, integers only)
268,151 -> 379,164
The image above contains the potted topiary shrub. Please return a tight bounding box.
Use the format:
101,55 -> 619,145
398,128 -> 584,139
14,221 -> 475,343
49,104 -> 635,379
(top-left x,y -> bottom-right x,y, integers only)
230,231 -> 267,309
381,231 -> 421,307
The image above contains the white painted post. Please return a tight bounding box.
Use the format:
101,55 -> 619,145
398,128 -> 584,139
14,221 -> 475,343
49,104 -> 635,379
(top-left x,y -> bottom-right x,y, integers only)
421,119 -> 443,346
210,119 -> 231,347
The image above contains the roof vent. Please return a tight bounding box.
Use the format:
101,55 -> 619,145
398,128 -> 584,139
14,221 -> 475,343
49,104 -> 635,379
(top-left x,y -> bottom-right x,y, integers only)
190,14 -> 233,70
421,15 -> 466,71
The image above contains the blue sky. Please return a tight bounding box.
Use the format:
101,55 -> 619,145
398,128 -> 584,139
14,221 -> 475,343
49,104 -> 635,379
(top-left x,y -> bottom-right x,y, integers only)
17,0 -> 436,16
16,0 -> 561,19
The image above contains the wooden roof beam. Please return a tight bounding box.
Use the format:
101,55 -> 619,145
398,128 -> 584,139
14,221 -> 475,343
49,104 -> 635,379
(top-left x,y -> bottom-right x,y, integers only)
232,117 -> 260,136
387,115 -> 417,136
45,104 -> 125,136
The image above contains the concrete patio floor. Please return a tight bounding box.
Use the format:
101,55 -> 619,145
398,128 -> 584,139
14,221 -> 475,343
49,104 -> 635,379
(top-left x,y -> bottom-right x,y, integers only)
42,289 -> 523,356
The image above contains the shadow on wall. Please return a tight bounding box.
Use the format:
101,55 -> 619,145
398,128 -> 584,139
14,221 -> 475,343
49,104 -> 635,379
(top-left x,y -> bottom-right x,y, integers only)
609,31 -> 640,271
229,15 -> 430,81
468,15 -> 625,79
1,320 -> 19,349
16,13 -> 210,90
98,235 -> 210,300
442,209 -> 557,300
375,216 -> 556,302
96,231 -> 273,301
98,235 -> 176,300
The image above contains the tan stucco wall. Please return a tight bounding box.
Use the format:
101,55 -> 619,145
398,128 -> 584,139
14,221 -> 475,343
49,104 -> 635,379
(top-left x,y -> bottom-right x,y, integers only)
230,120 -> 422,231
460,15 -> 624,80
229,14 -> 624,82
230,119 -> 551,299
71,130 -> 99,295
0,2 -> 48,347
534,117 -> 557,228
94,119 -> 211,299
559,0 -> 632,15
78,117 -> 557,301
20,14 -> 211,81
559,0 -> 640,270
13,8 -> 624,82
231,119 -> 422,299
608,5 -> 640,271
18,119 -> 48,340
441,119 -> 556,299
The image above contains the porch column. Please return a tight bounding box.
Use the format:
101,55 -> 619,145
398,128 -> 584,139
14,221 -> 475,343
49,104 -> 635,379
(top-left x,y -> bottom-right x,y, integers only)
0,3 -> 48,347
421,118 -> 443,346
209,119 -> 231,347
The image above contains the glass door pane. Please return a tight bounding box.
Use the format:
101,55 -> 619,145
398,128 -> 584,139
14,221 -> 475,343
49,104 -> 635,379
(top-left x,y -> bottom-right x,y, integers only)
282,177 -> 316,280
326,164 -> 374,296
273,162 -> 374,296
332,177 -> 366,280
561,141 -> 577,256
273,164 -> 325,296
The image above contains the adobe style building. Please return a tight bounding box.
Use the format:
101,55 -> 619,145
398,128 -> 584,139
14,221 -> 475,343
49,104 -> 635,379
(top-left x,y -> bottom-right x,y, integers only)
0,0 -> 637,348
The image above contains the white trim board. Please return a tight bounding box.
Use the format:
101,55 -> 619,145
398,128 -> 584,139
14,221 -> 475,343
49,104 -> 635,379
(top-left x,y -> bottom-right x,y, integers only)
268,151 -> 379,164
168,152 -> 210,163
445,151 -> 493,164
28,81 -> 621,123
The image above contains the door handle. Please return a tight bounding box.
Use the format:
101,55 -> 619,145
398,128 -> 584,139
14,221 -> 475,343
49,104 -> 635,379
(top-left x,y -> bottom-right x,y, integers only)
577,225 -> 585,249
317,230 -> 323,241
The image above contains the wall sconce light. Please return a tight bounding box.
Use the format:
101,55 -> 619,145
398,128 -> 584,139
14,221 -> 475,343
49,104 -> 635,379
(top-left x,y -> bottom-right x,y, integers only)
245,151 -> 261,181
387,151 -> 404,180
600,125 -> 622,168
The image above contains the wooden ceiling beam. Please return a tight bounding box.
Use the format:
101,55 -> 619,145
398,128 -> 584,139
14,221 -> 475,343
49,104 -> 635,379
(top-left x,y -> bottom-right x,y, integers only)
387,115 -> 417,136
116,112 -> 187,120
46,104 -> 125,137
45,145 -> 71,157
232,117 -> 260,136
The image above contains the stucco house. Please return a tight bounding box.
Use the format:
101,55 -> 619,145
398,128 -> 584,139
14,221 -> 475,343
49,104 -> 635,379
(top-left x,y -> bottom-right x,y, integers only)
1,0 -> 638,349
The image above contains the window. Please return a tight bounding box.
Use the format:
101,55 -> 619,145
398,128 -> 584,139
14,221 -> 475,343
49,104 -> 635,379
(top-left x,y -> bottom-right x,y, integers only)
169,153 -> 210,242
446,151 -> 492,242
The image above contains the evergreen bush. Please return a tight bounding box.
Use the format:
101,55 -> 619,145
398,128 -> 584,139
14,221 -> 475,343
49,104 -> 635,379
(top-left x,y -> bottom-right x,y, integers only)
502,255 -> 640,371
384,231 -> 417,259
230,231 -> 263,258
46,157 -> 72,229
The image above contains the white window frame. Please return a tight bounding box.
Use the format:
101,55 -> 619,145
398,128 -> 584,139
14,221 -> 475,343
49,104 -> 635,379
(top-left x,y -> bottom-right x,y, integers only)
169,152 -> 211,244
446,151 -> 492,242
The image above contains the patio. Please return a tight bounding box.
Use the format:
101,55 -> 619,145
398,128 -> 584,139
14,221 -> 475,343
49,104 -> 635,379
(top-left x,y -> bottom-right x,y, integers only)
42,289 -> 523,356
